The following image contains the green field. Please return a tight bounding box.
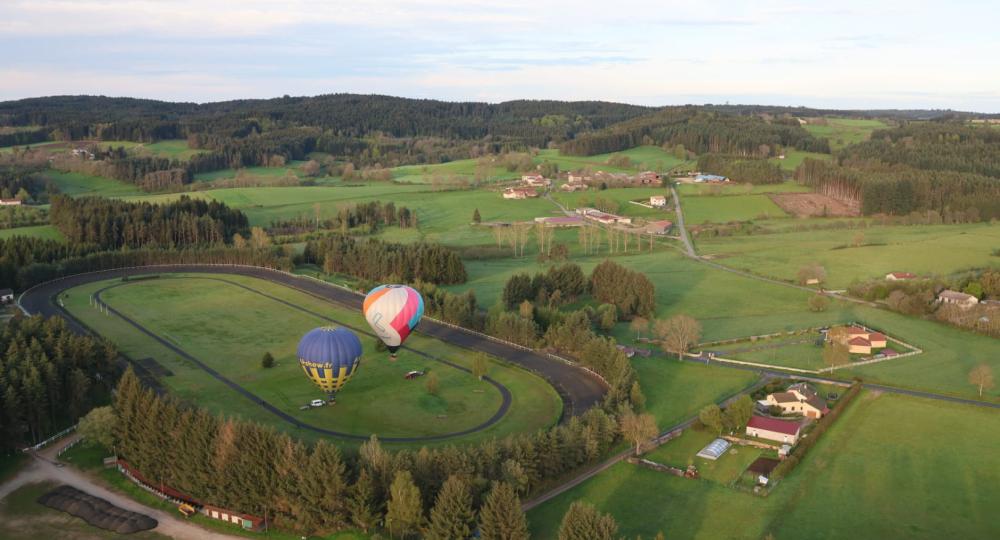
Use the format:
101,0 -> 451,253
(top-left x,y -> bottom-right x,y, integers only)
769,150 -> 831,171
0,224 -> 64,241
139,139 -> 210,160
802,117 -> 888,151
39,170 -> 144,198
697,222 -> 1000,287
681,194 -> 789,224
391,158 -> 520,184
63,274 -> 561,445
528,391 -> 1000,539
192,162 -> 310,182
536,146 -> 688,174
644,429 -> 763,486
675,181 -> 810,197
631,359 -> 758,427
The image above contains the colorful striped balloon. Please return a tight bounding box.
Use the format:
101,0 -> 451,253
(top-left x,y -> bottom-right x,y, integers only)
363,284 -> 425,357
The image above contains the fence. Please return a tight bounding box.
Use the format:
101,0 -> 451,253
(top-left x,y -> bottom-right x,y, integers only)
21,423 -> 77,453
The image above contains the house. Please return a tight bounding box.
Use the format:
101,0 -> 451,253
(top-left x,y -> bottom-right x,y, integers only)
576,207 -> 632,225
560,182 -> 587,192
0,198 -> 22,206
649,195 -> 667,207
521,174 -> 550,187
805,278 -> 820,285
746,415 -> 802,444
938,289 -> 979,309
867,332 -> 886,348
0,288 -> 13,304
645,220 -> 673,235
847,336 -> 872,355
502,187 -> 538,199
885,272 -> 917,281
765,386 -> 829,419
567,173 -> 591,184
635,171 -> 661,185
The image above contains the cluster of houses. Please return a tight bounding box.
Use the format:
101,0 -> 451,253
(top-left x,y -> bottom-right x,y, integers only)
503,170 -> 665,199
502,187 -> 539,199
884,272 -> 982,309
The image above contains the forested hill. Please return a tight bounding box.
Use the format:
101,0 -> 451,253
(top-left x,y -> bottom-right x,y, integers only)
0,94 -> 655,144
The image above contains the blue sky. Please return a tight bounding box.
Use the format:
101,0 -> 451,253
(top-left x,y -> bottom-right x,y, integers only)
1,0 -> 998,111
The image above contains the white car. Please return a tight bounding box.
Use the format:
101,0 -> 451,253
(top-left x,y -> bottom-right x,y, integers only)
310,399 -> 326,407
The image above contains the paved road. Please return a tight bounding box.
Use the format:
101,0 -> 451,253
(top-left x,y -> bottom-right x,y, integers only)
19,265 -> 608,420
0,436 -> 243,540
669,185 -> 697,257
91,275 -> 512,443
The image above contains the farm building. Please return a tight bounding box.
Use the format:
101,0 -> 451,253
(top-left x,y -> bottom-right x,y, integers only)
560,181 -> 587,192
644,220 -> 673,235
938,289 -> 979,309
746,416 -> 802,444
694,174 -> 728,183
521,173 -> 550,187
649,195 -> 667,207
635,171 -> 661,185
533,216 -> 584,227
766,383 -> 829,419
885,272 -> 917,281
502,187 -> 538,199
830,325 -> 889,355
576,207 -> 632,225
0,288 -> 13,304
0,198 -> 22,206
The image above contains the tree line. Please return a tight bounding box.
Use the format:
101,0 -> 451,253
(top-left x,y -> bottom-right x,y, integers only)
840,122 -> 1000,178
1,315 -> 118,453
111,367 -> 623,537
49,195 -> 249,250
696,153 -> 784,184
269,200 -> 416,236
304,236 -> 467,285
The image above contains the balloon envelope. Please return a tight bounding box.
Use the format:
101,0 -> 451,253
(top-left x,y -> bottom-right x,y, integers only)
297,326 -> 363,395
363,285 -> 425,353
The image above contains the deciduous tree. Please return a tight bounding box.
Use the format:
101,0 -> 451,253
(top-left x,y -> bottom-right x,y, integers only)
969,364 -> 995,397
655,315 -> 701,360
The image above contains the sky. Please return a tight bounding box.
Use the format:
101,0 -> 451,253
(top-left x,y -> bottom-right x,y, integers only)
1,0 -> 999,112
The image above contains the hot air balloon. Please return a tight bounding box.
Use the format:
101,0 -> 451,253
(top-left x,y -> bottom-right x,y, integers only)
297,326 -> 363,401
363,284 -> 424,359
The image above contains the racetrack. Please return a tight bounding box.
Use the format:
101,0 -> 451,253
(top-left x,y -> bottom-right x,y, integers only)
19,264 -> 609,441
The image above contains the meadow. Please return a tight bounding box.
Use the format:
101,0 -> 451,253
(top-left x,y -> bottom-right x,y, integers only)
802,117 -> 888,151
769,149 -> 831,171
0,224 -> 64,241
643,429 -> 763,485
630,359 -> 758,428
139,139 -> 209,160
535,146 -> 689,173
527,391 -> 1000,539
38,170 -> 144,198
681,194 -> 789,224
696,222 -> 1000,287
64,274 -> 561,446
675,181 -> 809,196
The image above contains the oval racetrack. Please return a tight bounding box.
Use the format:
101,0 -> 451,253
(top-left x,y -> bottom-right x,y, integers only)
18,264 -> 609,442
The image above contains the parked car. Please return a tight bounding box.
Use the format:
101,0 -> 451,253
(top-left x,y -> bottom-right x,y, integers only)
405,370 -> 425,380
310,399 -> 326,407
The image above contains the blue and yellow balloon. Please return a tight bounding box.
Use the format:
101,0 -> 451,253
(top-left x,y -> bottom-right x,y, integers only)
297,326 -> 362,400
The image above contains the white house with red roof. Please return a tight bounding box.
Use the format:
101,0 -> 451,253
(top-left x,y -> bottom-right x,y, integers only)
885,272 -> 917,281
746,416 -> 802,444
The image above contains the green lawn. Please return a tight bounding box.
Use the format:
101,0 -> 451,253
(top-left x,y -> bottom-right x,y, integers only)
697,222 -> 1000,287
682,194 -> 789,224
528,391 -> 1000,539
192,162 -> 309,182
770,150 -> 831,171
391,158 -> 520,184
0,224 -> 64,241
536,146 -> 689,174
643,429 -> 763,486
675,181 -> 810,197
803,117 -> 888,151
630,359 -> 758,427
38,170 -> 144,198
63,274 -> 560,446
140,139 -> 210,161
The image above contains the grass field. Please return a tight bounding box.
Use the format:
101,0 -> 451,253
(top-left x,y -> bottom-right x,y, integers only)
630,359 -> 758,427
63,274 -> 560,445
139,139 -> 209,160
39,170 -> 144,198
536,146 -> 689,174
697,222 -> 1000,287
0,224 -> 64,241
802,118 -> 888,151
675,181 -> 810,197
644,429 -> 763,485
681,194 -> 789,224
391,158 -> 520,184
528,391 -> 1000,539
769,150 -> 831,171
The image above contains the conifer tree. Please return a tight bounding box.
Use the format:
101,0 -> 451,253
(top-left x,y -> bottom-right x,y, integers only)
479,482 -> 529,540
386,470 -> 424,538
557,501 -> 619,540
348,469 -> 382,533
426,475 -> 475,540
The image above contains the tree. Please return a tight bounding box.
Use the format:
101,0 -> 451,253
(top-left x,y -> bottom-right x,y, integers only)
479,482 -> 529,540
808,294 -> 830,312
620,410 -> 658,455
699,404 -> 723,434
969,364 -> 995,397
629,381 -> 646,412
348,469 -> 381,532
557,501 -> 619,540
232,233 -> 247,249
629,316 -> 648,341
852,231 -> 865,247
250,226 -> 271,249
822,341 -> 850,367
425,372 -> 440,396
386,470 -> 424,539
78,405 -> 117,450
473,208 -> 482,224
723,395 -> 754,431
797,263 -> 826,285
472,352 -> 489,381
654,315 -> 702,360
426,475 -> 474,540
302,159 -> 321,177
261,352 -> 275,368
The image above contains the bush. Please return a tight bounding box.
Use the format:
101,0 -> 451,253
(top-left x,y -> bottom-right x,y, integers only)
261,352 -> 275,368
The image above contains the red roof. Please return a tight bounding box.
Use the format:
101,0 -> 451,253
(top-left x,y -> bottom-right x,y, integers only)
747,416 -> 802,436
846,326 -> 868,335
882,348 -> 899,357
848,336 -> 871,346
868,332 -> 886,341
889,272 -> 917,279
